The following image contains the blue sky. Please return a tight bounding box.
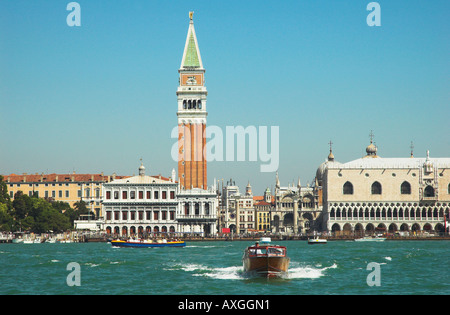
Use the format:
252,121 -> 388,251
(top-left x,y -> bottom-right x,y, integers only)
1,0 -> 449,194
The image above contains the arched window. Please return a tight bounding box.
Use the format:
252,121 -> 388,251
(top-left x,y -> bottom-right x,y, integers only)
424,186 -> 435,197
401,181 -> 411,194
183,100 -> 187,109
343,181 -> 353,195
371,181 -> 382,195
184,203 -> 189,215
193,100 -> 197,109
188,100 -> 192,109
198,100 -> 202,109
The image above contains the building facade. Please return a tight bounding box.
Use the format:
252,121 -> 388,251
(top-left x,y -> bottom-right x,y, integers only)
103,163 -> 179,236
219,179 -> 256,235
321,140 -> 450,235
272,173 -> 322,235
4,172 -> 127,217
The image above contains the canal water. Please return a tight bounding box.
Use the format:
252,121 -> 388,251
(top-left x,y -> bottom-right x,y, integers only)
0,240 -> 448,295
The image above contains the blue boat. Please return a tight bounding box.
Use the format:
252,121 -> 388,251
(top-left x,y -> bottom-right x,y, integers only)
111,239 -> 186,248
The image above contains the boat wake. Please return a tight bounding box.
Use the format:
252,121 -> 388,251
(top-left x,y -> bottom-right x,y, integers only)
168,262 -> 337,280
287,263 -> 337,279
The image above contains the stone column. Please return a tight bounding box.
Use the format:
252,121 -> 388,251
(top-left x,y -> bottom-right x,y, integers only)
236,198 -> 240,236
293,196 -> 298,235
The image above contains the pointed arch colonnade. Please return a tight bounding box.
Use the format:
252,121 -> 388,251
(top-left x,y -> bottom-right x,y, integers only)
327,201 -> 449,235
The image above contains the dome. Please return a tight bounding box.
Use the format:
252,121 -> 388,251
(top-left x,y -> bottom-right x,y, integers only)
366,143 -> 377,154
138,161 -> 146,176
364,140 -> 379,158
316,161 -> 328,185
328,151 -> 335,161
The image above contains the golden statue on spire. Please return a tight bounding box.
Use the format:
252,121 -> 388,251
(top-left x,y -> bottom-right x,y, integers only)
189,11 -> 194,20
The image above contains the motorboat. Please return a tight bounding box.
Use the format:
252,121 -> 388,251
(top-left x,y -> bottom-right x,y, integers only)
354,235 -> 386,242
242,237 -> 290,278
308,236 -> 327,244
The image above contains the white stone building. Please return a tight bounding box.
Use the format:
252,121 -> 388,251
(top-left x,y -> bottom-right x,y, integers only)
102,163 -> 179,237
320,139 -> 450,235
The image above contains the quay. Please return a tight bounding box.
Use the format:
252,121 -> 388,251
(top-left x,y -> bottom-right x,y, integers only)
2,231 -> 450,243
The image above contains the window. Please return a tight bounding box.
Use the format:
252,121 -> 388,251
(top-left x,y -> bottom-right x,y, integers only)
162,191 -> 167,199
130,191 -> 135,199
343,182 -> 353,195
139,191 -> 143,199
424,186 -> 435,197
170,191 -> 175,199
122,191 -> 127,199
448,183 -> 450,194
154,191 -> 159,199
59,191 -> 62,198
114,191 -> 119,199
106,191 -> 111,199
401,181 -> 411,194
195,203 -> 200,215
371,181 -> 382,195
66,190 -> 70,198
147,191 -> 151,199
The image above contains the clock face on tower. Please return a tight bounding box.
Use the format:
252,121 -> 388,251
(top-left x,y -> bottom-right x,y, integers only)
181,74 -> 203,86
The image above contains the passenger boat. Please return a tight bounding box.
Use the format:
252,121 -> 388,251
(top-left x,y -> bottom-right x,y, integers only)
307,236 -> 327,244
111,238 -> 186,248
354,235 -> 386,242
242,237 -> 290,278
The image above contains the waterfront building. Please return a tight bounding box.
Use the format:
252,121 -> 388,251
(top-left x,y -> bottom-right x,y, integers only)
272,173 -> 322,235
102,163 -> 179,236
219,179 -> 256,235
176,185 -> 218,236
254,188 -> 274,232
3,172 -> 127,217
319,138 -> 450,235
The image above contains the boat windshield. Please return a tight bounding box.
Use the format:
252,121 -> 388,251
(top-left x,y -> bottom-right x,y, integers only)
248,246 -> 285,257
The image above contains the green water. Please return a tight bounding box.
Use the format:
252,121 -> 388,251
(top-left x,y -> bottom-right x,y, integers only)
0,240 -> 448,295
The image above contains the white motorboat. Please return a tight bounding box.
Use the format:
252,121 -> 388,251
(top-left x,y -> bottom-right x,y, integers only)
308,236 -> 327,244
354,236 -> 386,242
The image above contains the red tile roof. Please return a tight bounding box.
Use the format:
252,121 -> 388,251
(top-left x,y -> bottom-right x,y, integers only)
3,173 -> 129,183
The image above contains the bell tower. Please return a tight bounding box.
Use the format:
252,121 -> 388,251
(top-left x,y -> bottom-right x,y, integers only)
177,12 -> 207,190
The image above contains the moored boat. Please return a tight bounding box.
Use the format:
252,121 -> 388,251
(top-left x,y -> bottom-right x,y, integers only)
242,237 -> 290,278
354,235 -> 386,242
308,236 -> 327,244
111,238 -> 186,248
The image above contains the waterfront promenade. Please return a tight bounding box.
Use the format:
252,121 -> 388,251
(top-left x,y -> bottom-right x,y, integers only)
2,231 -> 449,243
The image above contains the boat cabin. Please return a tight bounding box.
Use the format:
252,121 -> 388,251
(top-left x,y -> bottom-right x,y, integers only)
246,244 -> 287,257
